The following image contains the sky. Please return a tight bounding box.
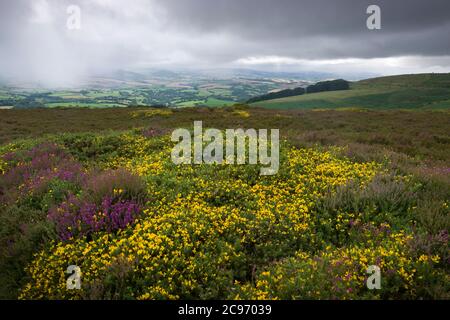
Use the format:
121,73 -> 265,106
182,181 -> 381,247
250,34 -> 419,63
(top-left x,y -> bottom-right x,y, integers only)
1,0 -> 450,86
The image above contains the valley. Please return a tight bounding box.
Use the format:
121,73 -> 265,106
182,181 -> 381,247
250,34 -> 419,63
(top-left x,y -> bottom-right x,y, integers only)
0,69 -> 312,109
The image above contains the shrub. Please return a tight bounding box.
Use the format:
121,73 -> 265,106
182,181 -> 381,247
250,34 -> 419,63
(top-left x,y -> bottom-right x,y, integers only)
81,258 -> 136,300
0,205 -> 56,299
83,168 -> 147,204
57,133 -> 127,163
313,174 -> 418,246
142,127 -> 170,138
48,194 -> 142,241
413,199 -> 450,235
0,142 -> 86,208
233,231 -> 444,300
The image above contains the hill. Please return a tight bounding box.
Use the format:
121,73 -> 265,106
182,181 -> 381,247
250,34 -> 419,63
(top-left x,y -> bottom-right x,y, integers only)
250,73 -> 450,109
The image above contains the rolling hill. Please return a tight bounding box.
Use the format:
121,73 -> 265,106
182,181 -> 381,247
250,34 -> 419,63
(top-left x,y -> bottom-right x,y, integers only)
250,73 -> 450,109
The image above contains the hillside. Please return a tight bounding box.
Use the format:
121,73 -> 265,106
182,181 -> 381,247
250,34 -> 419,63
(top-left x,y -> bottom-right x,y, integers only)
247,79 -> 350,104
251,73 -> 450,109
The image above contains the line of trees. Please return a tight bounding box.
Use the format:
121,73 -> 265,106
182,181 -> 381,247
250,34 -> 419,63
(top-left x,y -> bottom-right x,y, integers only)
247,87 -> 306,103
247,79 -> 350,103
306,79 -> 350,93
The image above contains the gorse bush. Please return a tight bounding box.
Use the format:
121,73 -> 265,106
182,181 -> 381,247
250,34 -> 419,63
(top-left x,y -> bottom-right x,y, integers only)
0,129 -> 447,300
233,231 -> 445,300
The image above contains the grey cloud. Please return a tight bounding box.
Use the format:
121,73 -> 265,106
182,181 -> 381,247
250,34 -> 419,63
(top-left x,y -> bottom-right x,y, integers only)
0,0 -> 449,86
157,0 -> 450,58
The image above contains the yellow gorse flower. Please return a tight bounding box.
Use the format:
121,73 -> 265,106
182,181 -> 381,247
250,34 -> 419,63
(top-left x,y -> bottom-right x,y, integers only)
14,131 -> 442,300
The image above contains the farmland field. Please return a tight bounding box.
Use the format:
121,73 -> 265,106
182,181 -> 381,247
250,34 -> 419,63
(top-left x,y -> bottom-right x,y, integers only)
0,106 -> 449,299
0,70 -> 309,109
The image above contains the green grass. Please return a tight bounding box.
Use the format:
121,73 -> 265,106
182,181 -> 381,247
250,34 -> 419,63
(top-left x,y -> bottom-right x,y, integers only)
204,98 -> 235,107
48,91 -> 86,99
177,100 -> 206,107
177,98 -> 235,108
253,73 -> 450,110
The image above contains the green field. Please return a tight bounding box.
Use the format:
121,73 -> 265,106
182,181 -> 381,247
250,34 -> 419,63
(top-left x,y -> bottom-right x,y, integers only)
204,97 -> 235,107
252,73 -> 450,109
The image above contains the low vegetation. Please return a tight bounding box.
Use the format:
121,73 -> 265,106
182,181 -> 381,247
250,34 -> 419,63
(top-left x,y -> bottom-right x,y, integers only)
0,105 -> 448,299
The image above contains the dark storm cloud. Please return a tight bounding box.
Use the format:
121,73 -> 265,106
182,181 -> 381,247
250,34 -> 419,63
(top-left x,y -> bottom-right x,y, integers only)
156,0 -> 450,58
0,0 -> 449,86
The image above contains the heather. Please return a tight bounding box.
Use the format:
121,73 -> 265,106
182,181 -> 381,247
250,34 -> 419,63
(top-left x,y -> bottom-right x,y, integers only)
48,194 -> 141,241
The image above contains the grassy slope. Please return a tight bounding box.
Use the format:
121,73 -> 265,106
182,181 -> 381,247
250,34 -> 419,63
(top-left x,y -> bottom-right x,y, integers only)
252,73 -> 450,110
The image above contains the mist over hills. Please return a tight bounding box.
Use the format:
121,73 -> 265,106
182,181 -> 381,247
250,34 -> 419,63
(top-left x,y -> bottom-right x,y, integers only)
0,67 -> 378,90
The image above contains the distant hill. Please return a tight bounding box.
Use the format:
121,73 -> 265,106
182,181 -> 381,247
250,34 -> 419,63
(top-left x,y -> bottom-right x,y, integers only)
250,73 -> 450,109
